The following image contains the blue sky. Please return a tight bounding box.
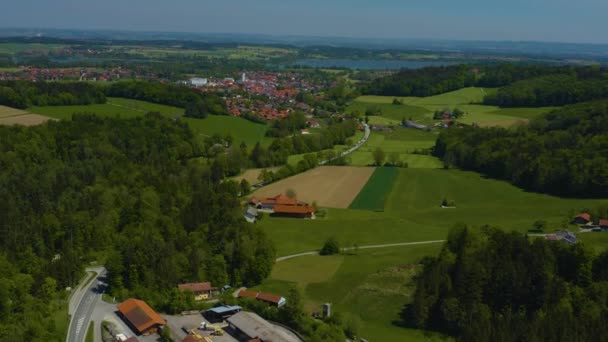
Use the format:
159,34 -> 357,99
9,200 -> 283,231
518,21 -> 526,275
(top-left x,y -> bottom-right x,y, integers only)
2,0 -> 607,43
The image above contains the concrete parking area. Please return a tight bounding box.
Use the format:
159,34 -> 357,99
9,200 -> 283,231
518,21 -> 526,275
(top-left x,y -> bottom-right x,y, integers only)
164,313 -> 237,342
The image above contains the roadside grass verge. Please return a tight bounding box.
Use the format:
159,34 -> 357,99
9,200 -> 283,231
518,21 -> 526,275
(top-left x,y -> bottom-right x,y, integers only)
85,321 -> 94,342
350,167 -> 400,211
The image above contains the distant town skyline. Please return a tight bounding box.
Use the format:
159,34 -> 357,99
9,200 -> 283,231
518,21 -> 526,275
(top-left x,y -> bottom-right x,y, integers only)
2,0 -> 607,44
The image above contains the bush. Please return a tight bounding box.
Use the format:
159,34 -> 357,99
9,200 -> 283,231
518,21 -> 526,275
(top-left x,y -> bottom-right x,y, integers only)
320,237 -> 340,255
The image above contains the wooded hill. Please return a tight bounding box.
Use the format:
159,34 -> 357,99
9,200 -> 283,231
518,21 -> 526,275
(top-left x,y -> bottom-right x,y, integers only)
404,225 -> 608,342
433,100 -> 608,197
0,113 -> 274,340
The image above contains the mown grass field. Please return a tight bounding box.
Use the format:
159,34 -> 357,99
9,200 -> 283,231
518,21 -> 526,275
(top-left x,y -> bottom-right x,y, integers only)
28,98 -> 268,146
350,167 -> 399,211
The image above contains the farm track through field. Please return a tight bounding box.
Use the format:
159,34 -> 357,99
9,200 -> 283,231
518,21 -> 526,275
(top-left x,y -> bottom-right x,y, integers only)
275,240 -> 445,262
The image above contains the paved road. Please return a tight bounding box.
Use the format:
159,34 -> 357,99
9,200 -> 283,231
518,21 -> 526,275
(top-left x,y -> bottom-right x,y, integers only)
275,240 -> 445,262
66,267 -> 107,342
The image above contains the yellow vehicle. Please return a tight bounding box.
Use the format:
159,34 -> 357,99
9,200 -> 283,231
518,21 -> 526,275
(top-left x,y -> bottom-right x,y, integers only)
212,329 -> 224,336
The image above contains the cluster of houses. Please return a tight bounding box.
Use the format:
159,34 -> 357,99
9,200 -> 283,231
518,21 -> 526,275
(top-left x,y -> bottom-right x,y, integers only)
183,71 -> 329,122
572,213 -> 608,231
113,280 -> 296,342
244,194 -> 316,223
544,213 -> 608,245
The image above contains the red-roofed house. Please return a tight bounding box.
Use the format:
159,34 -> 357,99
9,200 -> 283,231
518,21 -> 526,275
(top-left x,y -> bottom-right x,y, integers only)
600,219 -> 608,229
255,194 -> 298,210
573,213 -> 591,225
117,298 -> 166,335
178,282 -> 218,301
273,204 -> 315,219
238,289 -> 286,307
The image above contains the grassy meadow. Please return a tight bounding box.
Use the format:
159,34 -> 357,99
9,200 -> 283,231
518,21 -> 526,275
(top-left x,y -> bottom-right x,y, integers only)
350,87 -> 558,128
259,168 -> 607,257
349,128 -> 443,168
258,246 -> 451,342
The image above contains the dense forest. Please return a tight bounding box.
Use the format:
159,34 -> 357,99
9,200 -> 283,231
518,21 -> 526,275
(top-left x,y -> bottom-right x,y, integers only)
433,100 -> 608,197
405,225 -> 608,342
0,80 -> 106,108
0,113 -> 274,341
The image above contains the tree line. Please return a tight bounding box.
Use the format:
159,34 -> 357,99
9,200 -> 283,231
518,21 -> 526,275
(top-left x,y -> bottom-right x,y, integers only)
404,225 -> 608,341
0,80 -> 106,108
483,73 -> 608,107
0,113 -> 274,340
0,80 -> 229,118
106,81 -> 228,116
433,100 -> 608,197
360,64 -> 607,99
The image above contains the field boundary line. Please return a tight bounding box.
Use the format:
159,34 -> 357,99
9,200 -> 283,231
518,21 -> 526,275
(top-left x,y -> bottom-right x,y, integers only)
275,239 -> 445,262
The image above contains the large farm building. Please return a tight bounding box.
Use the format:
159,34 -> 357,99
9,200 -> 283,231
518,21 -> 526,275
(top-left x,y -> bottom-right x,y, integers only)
248,194 -> 315,219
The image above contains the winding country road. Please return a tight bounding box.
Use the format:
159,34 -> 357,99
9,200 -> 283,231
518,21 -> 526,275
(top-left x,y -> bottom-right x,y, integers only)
275,240 -> 445,262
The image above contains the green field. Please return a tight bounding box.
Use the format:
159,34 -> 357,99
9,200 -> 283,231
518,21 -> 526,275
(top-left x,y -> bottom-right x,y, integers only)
351,128 -> 442,168
183,115 -> 267,147
0,43 -> 66,54
29,97 -> 184,120
352,88 -> 557,128
28,98 -> 268,146
259,168 -> 607,257
350,167 -> 399,210
259,246 -> 450,341
257,166 -> 608,340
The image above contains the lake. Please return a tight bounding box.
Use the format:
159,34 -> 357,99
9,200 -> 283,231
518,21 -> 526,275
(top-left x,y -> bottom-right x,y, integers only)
294,59 -> 456,70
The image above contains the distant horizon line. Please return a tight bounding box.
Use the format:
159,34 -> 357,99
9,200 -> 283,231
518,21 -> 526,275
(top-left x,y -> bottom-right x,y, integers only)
2,26 -> 608,47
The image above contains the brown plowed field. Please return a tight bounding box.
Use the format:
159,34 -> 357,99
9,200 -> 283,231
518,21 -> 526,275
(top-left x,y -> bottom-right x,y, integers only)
0,105 -> 53,126
251,166 -> 375,208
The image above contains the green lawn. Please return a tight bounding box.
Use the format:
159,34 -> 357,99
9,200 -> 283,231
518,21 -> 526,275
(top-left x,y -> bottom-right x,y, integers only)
259,246 -> 451,341
350,167 -> 400,211
28,98 -> 268,147
85,321 -> 94,342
